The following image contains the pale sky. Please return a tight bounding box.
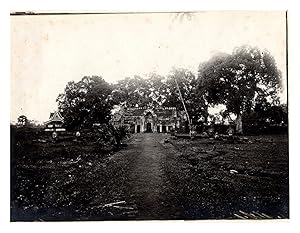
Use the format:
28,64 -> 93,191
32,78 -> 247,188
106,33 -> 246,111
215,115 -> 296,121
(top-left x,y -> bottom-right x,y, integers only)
11,11 -> 287,123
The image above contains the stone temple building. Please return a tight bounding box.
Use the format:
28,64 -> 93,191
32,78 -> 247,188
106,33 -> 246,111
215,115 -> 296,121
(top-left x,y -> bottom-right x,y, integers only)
111,107 -> 189,133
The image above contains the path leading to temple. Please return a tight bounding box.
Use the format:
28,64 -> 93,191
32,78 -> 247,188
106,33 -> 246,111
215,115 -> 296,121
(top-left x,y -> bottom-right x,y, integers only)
112,133 -> 180,219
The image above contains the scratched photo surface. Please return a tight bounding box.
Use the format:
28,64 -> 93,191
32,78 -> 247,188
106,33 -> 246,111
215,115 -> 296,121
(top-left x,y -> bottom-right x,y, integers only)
10,12 -> 288,221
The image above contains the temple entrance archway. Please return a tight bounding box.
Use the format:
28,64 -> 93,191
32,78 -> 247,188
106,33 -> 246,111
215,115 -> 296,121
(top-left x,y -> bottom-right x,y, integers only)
146,123 -> 152,133
144,111 -> 154,133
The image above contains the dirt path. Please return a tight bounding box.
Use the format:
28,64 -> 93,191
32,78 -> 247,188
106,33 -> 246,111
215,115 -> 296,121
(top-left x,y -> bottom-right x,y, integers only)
115,133 -> 180,219
128,134 -> 170,218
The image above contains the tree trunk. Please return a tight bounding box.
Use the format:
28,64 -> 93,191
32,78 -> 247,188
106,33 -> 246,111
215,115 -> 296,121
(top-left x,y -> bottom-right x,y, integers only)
236,113 -> 243,135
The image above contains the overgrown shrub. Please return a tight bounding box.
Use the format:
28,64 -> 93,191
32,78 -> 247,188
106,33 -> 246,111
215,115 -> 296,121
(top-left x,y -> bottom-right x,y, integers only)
92,124 -> 129,148
110,125 -> 129,146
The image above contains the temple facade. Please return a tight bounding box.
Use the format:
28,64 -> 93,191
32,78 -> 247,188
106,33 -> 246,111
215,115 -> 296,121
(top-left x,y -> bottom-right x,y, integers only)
44,111 -> 66,132
111,107 -> 189,133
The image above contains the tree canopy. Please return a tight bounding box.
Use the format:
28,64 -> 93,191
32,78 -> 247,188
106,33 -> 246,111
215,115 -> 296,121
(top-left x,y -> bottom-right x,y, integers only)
197,45 -> 282,133
111,74 -> 167,108
17,115 -> 28,126
57,76 -> 113,130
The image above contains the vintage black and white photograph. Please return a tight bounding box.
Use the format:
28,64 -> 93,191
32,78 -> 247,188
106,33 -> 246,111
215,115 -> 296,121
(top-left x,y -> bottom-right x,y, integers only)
10,11 -> 288,221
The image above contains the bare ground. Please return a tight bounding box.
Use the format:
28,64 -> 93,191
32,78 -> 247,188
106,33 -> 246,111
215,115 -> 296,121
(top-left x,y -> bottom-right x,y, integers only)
11,132 -> 288,221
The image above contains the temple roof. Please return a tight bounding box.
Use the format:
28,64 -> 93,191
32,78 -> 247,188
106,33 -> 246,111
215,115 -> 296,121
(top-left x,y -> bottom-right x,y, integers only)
124,107 -> 176,118
45,111 -> 64,124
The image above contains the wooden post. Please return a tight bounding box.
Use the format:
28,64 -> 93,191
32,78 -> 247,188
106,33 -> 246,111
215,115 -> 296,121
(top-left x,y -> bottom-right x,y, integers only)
174,78 -> 192,137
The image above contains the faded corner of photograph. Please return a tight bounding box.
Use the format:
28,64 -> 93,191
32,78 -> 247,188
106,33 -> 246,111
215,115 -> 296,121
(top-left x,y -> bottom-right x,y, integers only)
10,11 -> 288,221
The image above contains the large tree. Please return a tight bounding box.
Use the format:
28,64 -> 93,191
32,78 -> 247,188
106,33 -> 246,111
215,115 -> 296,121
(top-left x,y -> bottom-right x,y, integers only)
111,74 -> 167,108
198,46 -> 282,134
111,75 -> 151,108
57,76 -> 113,130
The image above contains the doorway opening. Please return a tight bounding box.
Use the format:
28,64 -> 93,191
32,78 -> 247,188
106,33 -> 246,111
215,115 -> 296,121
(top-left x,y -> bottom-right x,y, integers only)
146,123 -> 152,133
